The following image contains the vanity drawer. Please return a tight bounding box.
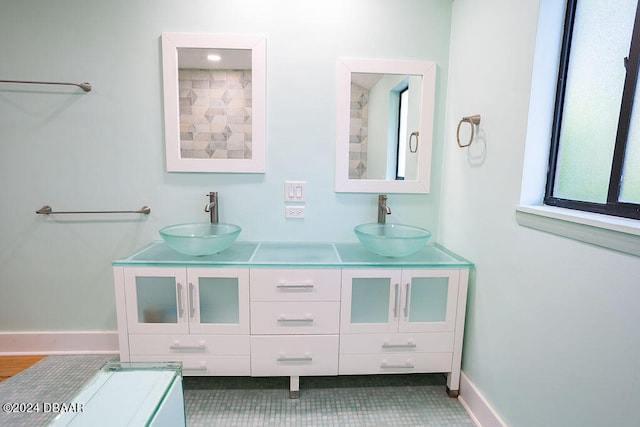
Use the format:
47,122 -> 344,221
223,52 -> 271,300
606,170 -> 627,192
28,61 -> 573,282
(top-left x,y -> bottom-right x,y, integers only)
128,334 -> 250,356
129,354 -> 250,376
250,302 -> 340,334
339,333 -> 454,355
250,335 -> 339,376
250,269 -> 341,302
339,353 -> 453,375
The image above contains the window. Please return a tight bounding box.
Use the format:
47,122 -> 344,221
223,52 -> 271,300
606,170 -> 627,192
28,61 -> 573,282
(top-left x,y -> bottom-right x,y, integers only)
396,87 -> 409,180
546,0 -> 640,219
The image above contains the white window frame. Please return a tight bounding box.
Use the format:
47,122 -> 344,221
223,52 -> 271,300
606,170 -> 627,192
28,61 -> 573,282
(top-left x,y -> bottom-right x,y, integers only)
517,0 -> 640,257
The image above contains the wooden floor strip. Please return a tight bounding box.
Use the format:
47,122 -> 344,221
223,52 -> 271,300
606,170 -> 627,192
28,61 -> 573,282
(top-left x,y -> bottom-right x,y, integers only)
0,355 -> 46,382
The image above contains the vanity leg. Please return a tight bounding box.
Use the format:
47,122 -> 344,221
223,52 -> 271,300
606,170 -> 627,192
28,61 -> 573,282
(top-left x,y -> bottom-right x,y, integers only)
446,372 -> 460,398
446,386 -> 459,398
288,376 -> 300,399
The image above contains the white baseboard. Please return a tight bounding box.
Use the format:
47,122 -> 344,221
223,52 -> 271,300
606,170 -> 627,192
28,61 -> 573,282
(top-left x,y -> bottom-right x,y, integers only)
0,331 -> 119,355
459,371 -> 508,427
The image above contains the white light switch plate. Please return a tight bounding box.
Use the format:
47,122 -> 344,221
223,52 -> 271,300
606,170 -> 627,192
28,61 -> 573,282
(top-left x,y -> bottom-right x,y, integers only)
284,181 -> 306,202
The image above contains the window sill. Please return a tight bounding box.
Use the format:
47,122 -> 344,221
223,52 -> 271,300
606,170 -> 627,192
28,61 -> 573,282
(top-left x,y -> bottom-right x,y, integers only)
515,205 -> 640,257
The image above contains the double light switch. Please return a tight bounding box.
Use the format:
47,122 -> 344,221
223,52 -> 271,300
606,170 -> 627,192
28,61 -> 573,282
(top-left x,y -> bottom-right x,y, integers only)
284,181 -> 306,202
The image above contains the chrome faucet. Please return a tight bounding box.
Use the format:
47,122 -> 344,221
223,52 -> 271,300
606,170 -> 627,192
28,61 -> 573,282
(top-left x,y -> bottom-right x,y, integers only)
204,192 -> 219,223
378,194 -> 391,224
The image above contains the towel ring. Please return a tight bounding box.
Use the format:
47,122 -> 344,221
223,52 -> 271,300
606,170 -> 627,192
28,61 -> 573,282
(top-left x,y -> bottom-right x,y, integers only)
456,114 -> 481,148
409,131 -> 419,153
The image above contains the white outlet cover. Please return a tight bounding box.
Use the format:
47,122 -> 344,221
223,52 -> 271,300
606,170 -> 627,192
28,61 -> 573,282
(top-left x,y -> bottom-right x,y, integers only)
285,206 -> 305,218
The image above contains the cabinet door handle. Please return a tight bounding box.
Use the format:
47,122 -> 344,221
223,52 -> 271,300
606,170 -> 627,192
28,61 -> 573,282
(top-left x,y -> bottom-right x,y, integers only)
393,283 -> 400,318
380,361 -> 415,369
169,342 -> 207,350
382,341 -> 417,349
403,283 -> 410,318
189,282 -> 195,318
277,355 -> 313,362
177,283 -> 184,318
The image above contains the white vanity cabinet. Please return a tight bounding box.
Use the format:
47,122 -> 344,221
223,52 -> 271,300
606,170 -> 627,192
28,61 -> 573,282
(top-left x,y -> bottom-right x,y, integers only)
113,242 -> 471,397
339,268 -> 468,397
113,266 -> 251,376
340,268 -> 460,334
249,269 -> 341,397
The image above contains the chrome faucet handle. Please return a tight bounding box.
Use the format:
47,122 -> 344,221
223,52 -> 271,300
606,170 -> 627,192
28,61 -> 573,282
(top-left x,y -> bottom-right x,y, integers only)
377,194 -> 391,223
205,192 -> 219,223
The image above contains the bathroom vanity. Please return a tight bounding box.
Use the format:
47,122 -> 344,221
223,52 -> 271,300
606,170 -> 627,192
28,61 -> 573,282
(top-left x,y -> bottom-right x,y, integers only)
112,241 -> 472,397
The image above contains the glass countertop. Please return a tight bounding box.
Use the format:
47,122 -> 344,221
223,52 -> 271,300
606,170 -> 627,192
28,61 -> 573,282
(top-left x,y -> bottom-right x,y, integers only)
333,243 -> 472,266
113,241 -> 472,268
116,241 -> 259,265
251,242 -> 340,264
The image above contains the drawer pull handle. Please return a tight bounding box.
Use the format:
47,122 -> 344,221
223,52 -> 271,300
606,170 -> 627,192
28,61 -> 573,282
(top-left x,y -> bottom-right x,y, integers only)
277,316 -> 313,323
277,356 -> 313,362
382,342 -> 417,349
170,342 -> 206,350
380,361 -> 415,369
277,283 -> 314,290
183,365 -> 208,372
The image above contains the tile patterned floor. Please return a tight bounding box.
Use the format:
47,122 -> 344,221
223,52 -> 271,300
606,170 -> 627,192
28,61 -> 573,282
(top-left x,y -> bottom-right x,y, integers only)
0,355 -> 475,426
184,374 -> 475,427
0,355 -> 118,426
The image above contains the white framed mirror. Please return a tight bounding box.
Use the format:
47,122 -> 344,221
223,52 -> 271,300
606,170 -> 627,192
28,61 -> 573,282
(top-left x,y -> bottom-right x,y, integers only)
161,32 -> 266,173
334,58 -> 436,193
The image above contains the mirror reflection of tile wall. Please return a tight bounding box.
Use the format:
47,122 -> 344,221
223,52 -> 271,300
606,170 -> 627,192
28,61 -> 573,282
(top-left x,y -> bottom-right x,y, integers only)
178,69 -> 253,159
349,82 -> 369,179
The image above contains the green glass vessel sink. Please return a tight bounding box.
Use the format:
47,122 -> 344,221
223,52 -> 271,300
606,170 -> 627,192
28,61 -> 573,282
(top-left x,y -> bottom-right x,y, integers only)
159,223 -> 241,256
354,223 -> 432,257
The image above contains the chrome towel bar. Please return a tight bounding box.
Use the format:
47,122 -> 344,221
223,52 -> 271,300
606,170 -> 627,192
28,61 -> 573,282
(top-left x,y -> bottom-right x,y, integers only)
36,205 -> 151,215
0,79 -> 92,92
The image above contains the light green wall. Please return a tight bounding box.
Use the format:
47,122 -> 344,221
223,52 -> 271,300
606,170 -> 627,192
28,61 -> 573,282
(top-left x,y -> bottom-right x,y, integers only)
441,1 -> 640,426
4,1 -> 640,425
0,0 -> 452,331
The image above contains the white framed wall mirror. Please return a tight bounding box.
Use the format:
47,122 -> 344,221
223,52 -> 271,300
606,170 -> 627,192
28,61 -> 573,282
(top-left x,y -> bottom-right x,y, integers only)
334,58 -> 436,193
161,33 -> 266,173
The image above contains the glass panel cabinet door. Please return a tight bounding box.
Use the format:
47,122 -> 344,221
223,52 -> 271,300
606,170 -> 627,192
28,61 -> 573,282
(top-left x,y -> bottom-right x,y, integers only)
187,268 -> 249,334
123,267 -> 189,334
398,269 -> 460,333
340,269 -> 402,333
